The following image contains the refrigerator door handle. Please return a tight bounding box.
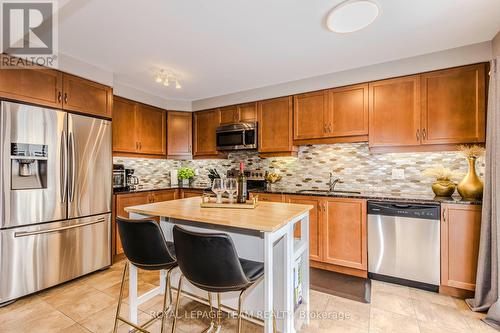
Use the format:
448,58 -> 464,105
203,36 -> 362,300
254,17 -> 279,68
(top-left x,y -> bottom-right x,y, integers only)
14,217 -> 106,237
60,130 -> 68,203
69,131 -> 76,202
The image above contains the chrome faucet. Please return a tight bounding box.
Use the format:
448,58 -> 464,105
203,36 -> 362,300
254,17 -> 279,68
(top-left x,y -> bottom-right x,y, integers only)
328,172 -> 343,192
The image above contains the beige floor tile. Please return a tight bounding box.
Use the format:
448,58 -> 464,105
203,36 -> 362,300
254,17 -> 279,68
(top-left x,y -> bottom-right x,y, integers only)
371,280 -> 411,298
418,321 -> 469,333
82,268 -> 127,291
369,307 -> 419,333
370,290 -> 415,317
103,279 -> 158,301
323,295 -> 371,330
52,288 -> 117,322
301,320 -> 368,333
0,303 -> 74,333
412,298 -> 469,331
464,316 -> 500,333
59,323 -> 92,333
409,288 -> 458,308
309,290 -> 330,311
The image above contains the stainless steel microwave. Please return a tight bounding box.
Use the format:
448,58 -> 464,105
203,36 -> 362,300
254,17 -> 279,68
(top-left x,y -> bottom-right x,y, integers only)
216,122 -> 257,151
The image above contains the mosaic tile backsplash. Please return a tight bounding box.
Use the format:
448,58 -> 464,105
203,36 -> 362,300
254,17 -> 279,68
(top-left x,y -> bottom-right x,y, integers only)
114,143 -> 485,196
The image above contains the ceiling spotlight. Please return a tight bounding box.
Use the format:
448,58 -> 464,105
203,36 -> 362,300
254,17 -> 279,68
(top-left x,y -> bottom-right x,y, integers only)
155,70 -> 164,83
326,0 -> 380,33
175,80 -> 181,89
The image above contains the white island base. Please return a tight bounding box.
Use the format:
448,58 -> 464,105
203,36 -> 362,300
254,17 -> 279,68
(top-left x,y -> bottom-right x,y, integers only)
127,208 -> 310,333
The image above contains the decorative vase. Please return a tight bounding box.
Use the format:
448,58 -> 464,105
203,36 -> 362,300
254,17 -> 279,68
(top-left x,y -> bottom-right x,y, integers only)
431,180 -> 456,197
457,157 -> 484,200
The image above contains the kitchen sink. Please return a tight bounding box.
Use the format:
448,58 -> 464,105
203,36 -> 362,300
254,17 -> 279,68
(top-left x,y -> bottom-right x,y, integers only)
297,189 -> 362,195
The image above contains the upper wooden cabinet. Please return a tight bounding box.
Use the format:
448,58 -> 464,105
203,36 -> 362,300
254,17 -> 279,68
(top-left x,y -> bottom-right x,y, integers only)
257,96 -> 296,156
293,84 -> 368,144
112,96 -> 166,157
293,90 -> 328,140
369,75 -> 421,148
0,65 -> 62,108
329,84 -> 369,138
0,57 -> 112,118
136,104 -> 166,155
421,64 -> 486,145
369,64 -> 487,151
194,108 -> 221,158
441,204 -> 481,293
323,198 -> 367,271
219,102 -> 257,125
167,111 -> 192,159
62,74 -> 112,118
112,97 -> 137,153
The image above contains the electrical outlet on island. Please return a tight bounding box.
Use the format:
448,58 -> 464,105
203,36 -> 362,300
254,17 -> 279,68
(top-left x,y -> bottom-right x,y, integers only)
392,168 -> 405,180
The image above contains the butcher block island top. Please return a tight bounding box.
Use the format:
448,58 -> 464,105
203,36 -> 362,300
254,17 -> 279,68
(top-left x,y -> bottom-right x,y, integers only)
125,197 -> 313,232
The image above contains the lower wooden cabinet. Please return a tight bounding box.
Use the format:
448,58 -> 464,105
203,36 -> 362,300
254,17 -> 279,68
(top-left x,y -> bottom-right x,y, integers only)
441,204 -> 482,295
113,189 -> 177,256
322,198 -> 367,272
180,189 -> 205,198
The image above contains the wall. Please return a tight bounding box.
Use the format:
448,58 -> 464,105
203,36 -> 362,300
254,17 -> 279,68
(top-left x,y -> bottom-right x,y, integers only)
493,31 -> 500,57
114,143 -> 485,197
192,41 -> 492,110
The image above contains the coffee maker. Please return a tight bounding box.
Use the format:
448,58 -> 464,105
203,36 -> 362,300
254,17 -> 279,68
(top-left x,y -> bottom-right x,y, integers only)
125,168 -> 139,190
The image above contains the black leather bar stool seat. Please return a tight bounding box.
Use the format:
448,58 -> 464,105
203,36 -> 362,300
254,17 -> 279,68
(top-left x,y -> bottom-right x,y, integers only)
171,225 -> 265,333
113,217 -> 178,333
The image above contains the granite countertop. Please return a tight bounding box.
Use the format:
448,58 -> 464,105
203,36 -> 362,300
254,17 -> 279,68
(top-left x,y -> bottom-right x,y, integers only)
250,188 -> 482,205
114,184 -> 209,195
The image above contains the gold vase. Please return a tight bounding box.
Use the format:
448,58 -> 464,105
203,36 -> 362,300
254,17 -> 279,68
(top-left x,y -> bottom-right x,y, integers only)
457,157 -> 483,200
431,180 -> 456,197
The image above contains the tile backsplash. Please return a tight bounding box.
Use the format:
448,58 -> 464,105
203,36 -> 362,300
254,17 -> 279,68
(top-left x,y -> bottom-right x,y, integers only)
114,143 -> 485,196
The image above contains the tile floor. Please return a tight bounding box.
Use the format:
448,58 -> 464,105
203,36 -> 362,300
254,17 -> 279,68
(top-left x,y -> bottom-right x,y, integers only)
0,260 -> 496,333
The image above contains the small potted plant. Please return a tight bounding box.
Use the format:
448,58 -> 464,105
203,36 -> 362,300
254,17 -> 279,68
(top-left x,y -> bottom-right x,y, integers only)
422,166 -> 463,197
178,167 -> 195,187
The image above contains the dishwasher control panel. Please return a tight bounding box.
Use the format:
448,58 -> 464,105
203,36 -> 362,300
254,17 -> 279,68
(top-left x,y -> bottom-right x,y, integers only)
367,202 -> 440,220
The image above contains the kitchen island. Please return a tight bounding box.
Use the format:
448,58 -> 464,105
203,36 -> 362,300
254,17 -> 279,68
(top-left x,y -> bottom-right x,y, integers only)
125,197 -> 313,333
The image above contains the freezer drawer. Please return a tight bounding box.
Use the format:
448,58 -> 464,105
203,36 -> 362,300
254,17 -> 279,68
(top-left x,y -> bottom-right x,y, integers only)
0,214 -> 111,303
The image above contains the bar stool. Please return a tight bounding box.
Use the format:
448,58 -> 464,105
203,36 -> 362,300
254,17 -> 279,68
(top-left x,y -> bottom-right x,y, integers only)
114,217 -> 178,333
171,225 -> 265,333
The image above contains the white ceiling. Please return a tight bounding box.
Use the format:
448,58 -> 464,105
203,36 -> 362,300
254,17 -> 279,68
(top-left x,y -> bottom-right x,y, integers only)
58,0 -> 500,102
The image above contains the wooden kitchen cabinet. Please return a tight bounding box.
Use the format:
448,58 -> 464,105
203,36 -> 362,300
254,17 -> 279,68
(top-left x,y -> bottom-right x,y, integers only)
329,84 -> 368,138
114,192 -> 151,255
441,204 -> 482,295
220,102 -> 257,125
194,109 -> 223,158
0,59 -> 63,108
113,97 -> 166,157
136,104 -> 167,155
286,195 -> 322,262
114,189 -> 178,255
369,75 -> 421,149
293,90 -> 328,140
421,64 -> 486,145
112,97 -> 137,153
62,73 -> 112,118
250,192 -> 284,202
257,96 -> 297,157
293,84 -> 368,144
322,198 -> 367,272
180,189 -> 205,198
167,111 -> 192,159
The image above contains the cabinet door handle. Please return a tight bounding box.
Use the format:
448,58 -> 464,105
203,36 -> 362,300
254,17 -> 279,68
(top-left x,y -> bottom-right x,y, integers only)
328,124 -> 332,133
189,144 -> 192,153
422,128 -> 427,140
442,208 -> 446,222
64,93 -> 68,104
416,129 -> 420,141
57,91 -> 62,102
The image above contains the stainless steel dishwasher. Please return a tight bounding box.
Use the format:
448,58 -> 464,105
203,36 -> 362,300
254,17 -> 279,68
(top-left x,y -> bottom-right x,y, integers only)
367,201 -> 440,291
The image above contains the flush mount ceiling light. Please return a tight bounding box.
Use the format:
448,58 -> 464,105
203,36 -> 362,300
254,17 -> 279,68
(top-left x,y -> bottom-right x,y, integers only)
326,0 -> 380,33
154,69 -> 182,89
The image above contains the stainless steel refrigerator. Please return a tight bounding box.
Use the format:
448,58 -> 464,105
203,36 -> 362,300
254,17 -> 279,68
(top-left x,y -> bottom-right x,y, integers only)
0,101 -> 112,304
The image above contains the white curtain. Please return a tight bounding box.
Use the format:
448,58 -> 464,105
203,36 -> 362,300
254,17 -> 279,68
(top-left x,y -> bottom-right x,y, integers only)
466,58 -> 500,330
